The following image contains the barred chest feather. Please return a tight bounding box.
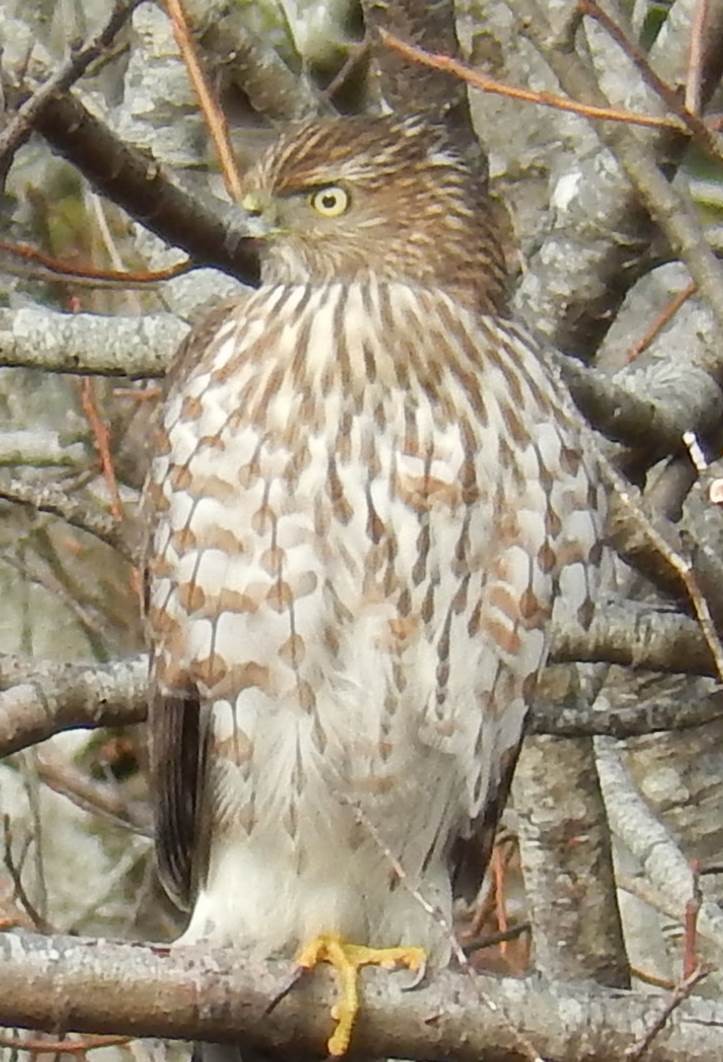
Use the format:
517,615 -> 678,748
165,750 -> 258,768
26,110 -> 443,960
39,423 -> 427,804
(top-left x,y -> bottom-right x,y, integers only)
145,278 -> 603,960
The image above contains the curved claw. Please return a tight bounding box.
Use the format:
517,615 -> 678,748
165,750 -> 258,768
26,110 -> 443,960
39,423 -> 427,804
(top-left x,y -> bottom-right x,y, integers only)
400,954 -> 428,990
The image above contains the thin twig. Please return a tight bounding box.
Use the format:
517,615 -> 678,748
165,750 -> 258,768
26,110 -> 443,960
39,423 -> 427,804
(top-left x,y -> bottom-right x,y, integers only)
0,1032 -> 131,1054
0,0 -> 146,164
623,965 -> 712,1060
578,0 -> 722,162
0,239 -> 192,289
686,0 -> 709,115
517,0 -> 723,337
164,0 -> 243,201
0,478 -> 135,562
1,816 -> 50,933
630,967 -> 676,991
626,281 -> 697,361
343,798 -> 544,1062
79,378 -> 124,521
36,754 -> 152,839
380,30 -> 684,132
462,922 -> 532,955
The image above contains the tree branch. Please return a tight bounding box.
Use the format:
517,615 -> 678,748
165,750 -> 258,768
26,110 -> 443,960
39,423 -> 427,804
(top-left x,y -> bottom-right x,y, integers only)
181,0 -> 320,122
0,306 -> 185,378
0,0 -> 145,166
2,931 -> 723,1061
0,479 -> 136,562
511,0 -> 723,359
529,689 -> 723,739
0,655 -> 147,757
551,602 -> 718,677
20,90 -> 259,285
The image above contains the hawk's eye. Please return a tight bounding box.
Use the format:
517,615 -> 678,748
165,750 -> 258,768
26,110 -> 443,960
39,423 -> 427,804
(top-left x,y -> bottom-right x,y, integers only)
309,186 -> 350,218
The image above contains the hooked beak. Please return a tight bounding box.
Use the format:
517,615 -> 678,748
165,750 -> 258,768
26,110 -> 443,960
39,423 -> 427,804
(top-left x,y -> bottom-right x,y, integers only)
239,192 -> 276,238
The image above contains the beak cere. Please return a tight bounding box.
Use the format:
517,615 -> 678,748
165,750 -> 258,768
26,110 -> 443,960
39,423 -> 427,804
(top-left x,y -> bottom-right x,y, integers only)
241,192 -> 264,215
240,192 -> 274,238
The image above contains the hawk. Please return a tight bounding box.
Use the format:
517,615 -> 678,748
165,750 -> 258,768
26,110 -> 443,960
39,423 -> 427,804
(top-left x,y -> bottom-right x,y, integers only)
144,113 -> 605,1053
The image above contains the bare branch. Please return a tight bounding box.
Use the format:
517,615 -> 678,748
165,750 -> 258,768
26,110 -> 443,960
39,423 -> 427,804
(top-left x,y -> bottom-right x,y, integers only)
624,966 -> 712,1061
0,655 -> 147,757
35,753 -> 152,838
380,31 -> 684,132
0,479 -> 136,562
0,306 -> 186,378
550,601 -> 718,678
0,432 -> 85,468
11,89 -> 260,286
596,737 -> 723,960
165,0 -> 243,201
530,689 -> 723,738
513,737 -> 629,987
0,0 -> 145,165
577,0 -> 721,160
3,931 -> 723,1061
509,0 -> 723,358
516,0 -> 723,338
559,354 -> 723,458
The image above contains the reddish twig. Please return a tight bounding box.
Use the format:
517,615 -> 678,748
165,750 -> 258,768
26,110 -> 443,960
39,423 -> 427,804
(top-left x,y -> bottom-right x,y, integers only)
0,239 -> 192,288
380,29 -> 684,132
0,1031 -> 131,1054
79,378 -> 124,521
577,0 -> 722,162
686,0 -> 709,115
164,0 -> 243,201
626,280 -> 697,361
630,967 -> 676,991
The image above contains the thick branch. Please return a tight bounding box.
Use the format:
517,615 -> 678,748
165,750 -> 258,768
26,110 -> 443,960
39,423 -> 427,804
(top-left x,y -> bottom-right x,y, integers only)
529,690 -> 723,739
560,354 -> 723,460
0,480 -> 135,562
2,931 -> 723,1061
0,306 -> 185,378
181,0 -> 320,121
0,655 -> 147,756
25,91 -> 259,286
550,601 -> 717,677
513,736 -> 629,987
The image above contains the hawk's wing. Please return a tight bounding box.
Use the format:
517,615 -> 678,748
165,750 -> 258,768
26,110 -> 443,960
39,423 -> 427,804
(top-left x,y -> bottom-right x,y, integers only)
150,683 -> 205,908
143,299 -> 241,909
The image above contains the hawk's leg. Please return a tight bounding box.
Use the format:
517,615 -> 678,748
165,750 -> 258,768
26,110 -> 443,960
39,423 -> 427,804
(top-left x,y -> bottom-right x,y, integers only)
296,934 -> 426,1055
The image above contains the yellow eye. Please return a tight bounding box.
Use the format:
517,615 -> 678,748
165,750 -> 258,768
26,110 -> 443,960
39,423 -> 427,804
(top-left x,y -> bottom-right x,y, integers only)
309,186 -> 350,218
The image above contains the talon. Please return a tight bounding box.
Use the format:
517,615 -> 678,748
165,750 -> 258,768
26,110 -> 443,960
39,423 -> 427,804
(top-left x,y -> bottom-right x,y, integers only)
401,956 -> 428,990
295,934 -> 427,1055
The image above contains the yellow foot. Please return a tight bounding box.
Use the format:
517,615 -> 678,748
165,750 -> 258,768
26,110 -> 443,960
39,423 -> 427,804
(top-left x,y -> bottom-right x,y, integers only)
296,933 -> 426,1056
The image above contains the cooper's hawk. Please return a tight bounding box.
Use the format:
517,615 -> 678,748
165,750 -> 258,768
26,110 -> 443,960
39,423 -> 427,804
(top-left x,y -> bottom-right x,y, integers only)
144,113 -> 605,1052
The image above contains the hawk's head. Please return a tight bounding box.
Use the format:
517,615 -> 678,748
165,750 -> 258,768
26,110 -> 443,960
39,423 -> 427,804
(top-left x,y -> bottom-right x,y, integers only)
239,114 -> 507,312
